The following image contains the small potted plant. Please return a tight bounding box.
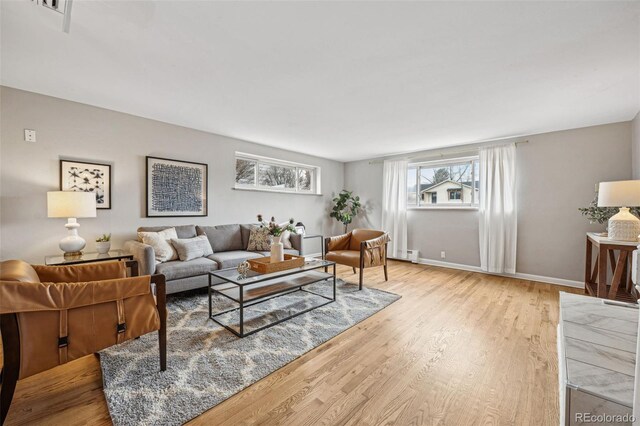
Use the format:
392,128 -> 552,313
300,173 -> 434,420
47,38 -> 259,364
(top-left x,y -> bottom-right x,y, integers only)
95,233 -> 111,254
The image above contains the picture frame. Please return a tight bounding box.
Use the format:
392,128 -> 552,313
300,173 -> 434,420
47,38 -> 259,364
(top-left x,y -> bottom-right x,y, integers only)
146,156 -> 208,217
60,159 -> 112,209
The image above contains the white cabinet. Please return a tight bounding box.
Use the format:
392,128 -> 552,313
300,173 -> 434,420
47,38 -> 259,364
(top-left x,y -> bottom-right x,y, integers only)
558,292 -> 637,425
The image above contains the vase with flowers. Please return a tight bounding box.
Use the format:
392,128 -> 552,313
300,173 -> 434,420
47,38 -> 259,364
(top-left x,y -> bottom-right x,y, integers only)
257,214 -> 296,262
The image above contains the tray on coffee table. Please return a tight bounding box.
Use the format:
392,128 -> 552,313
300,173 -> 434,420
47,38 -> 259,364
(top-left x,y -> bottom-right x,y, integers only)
247,254 -> 305,274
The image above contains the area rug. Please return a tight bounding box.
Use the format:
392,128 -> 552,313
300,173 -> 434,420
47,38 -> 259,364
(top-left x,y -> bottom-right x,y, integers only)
99,278 -> 400,426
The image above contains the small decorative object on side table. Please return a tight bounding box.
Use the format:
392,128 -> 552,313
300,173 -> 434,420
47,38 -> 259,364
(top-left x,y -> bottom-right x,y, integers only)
95,233 -> 112,254
45,249 -> 133,266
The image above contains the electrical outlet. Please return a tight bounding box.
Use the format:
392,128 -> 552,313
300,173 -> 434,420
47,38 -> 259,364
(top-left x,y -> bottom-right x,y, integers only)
24,129 -> 36,142
441,251 -> 446,259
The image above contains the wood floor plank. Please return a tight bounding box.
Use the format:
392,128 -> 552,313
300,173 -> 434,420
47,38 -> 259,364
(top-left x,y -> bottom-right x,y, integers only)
2,261 -> 581,425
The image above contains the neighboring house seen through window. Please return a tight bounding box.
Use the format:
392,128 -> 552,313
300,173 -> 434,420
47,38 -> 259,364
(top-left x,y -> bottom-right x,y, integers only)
235,152 -> 320,194
407,157 -> 479,207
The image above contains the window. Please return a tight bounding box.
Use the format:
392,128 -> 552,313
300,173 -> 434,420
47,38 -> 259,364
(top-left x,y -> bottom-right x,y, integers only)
407,157 -> 479,208
448,189 -> 461,200
235,153 -> 321,194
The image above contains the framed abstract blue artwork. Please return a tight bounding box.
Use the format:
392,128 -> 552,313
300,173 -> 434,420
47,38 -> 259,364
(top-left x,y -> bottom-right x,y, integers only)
146,156 -> 208,217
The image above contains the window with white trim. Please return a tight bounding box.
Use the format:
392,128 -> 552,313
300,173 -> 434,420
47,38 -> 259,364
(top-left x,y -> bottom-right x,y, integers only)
407,156 -> 479,207
235,153 -> 321,194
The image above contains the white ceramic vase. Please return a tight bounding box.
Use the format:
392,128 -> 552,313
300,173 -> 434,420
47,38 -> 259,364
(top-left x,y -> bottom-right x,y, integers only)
96,241 -> 111,254
270,235 -> 284,263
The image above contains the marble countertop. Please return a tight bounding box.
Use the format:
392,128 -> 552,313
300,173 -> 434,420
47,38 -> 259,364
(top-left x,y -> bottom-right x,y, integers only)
560,292 -> 638,407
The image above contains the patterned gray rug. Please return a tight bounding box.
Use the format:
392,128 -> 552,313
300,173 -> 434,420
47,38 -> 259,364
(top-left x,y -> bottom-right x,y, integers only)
99,278 -> 400,426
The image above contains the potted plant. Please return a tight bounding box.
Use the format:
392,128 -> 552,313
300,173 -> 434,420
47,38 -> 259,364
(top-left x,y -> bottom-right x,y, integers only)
95,233 -> 111,254
257,215 -> 296,262
330,190 -> 362,233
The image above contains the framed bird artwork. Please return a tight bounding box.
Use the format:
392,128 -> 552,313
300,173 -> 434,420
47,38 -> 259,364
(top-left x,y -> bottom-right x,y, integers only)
60,159 -> 112,209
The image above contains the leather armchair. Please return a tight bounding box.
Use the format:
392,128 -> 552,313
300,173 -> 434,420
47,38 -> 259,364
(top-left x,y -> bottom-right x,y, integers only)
0,260 -> 167,425
325,229 -> 390,290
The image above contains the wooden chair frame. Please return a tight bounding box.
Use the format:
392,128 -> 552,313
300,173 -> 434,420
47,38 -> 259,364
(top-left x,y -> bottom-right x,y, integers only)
0,262 -> 167,425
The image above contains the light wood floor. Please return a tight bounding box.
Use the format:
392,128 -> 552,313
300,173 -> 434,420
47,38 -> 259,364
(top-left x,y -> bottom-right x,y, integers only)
4,261 -> 581,425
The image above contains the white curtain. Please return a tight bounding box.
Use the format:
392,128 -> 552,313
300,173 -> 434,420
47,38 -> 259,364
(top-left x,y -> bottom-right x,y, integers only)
382,159 -> 408,259
479,144 -> 517,273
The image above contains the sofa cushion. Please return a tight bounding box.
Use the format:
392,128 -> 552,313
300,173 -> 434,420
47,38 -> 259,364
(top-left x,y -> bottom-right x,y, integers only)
138,228 -> 179,262
155,257 -> 218,281
197,224 -> 243,252
240,224 -> 257,249
207,251 -> 264,269
257,249 -> 300,257
137,225 -> 197,239
171,236 -> 213,261
247,226 -> 272,251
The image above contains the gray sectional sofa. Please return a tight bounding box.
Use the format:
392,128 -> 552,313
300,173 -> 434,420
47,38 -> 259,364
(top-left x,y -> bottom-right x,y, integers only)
124,224 -> 302,294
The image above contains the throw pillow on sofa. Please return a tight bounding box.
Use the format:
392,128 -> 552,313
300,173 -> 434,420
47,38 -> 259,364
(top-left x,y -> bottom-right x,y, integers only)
247,226 -> 271,251
138,228 -> 179,262
171,236 -> 214,261
280,225 -> 295,249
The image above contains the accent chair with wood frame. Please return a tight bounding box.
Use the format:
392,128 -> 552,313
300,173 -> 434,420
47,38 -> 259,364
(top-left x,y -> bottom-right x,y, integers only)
325,229 -> 390,290
0,260 -> 167,425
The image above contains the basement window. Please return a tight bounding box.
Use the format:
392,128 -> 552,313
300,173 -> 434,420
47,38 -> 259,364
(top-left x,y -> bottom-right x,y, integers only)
407,157 -> 479,208
234,152 -> 321,195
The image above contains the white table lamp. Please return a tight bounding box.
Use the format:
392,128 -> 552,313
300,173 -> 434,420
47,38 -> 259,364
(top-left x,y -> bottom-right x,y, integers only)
597,180 -> 640,242
47,191 -> 97,256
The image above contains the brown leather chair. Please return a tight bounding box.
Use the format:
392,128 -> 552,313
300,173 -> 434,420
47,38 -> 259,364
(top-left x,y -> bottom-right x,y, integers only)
325,229 -> 390,290
0,260 -> 167,425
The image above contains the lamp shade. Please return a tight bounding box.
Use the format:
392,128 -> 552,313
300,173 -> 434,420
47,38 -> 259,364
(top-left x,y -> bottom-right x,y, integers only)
597,181 -> 640,207
47,191 -> 97,218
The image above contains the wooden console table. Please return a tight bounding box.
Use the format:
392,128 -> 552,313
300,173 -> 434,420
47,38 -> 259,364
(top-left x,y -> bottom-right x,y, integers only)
584,232 -> 639,302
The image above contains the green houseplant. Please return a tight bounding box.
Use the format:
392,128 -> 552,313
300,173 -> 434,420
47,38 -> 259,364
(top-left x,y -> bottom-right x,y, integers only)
579,195 -> 640,226
330,190 -> 362,233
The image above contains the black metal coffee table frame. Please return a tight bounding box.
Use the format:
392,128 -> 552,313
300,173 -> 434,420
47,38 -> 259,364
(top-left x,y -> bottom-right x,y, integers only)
208,260 -> 336,337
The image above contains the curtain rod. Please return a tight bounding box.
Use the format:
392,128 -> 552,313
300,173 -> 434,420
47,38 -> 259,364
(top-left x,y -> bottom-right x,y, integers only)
368,140 -> 528,165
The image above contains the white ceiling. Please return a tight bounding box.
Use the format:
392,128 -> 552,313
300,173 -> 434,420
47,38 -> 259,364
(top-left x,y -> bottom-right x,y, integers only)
1,1 -> 639,162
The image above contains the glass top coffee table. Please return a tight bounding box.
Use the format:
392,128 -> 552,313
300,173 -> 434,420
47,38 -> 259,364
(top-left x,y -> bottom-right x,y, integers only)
208,259 -> 336,337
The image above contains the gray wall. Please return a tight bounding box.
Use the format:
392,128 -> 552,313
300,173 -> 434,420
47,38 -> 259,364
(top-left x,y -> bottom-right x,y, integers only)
345,122 -> 633,282
0,87 -> 345,263
633,111 -> 640,179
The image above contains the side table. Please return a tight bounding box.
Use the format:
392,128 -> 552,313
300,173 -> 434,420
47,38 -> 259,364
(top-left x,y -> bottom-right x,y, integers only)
584,232 -> 639,302
301,234 -> 324,258
44,249 -> 137,275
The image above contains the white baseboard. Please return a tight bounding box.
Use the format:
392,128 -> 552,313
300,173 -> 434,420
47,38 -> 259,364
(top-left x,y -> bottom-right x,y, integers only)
416,258 -> 583,289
